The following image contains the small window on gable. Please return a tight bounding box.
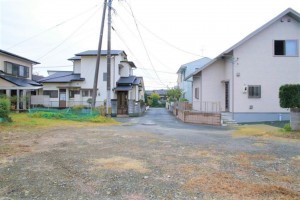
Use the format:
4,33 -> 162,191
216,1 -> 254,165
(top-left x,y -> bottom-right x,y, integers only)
274,40 -> 298,56
103,72 -> 107,81
195,87 -> 199,99
248,85 -> 261,98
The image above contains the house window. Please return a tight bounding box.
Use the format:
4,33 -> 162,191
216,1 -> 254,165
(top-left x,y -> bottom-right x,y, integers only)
82,89 -> 93,97
195,87 -> 199,99
43,90 -> 58,98
69,89 -> 80,98
0,90 -> 6,95
274,40 -> 298,56
118,64 -> 123,75
248,85 -> 261,98
103,72 -> 107,81
4,62 -> 30,78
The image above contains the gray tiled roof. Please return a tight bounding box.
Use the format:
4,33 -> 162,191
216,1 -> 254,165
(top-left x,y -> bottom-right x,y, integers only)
38,71 -> 84,83
68,56 -> 81,61
114,85 -> 133,91
0,73 -> 42,87
75,50 -> 125,56
32,75 -> 44,81
116,76 -> 136,85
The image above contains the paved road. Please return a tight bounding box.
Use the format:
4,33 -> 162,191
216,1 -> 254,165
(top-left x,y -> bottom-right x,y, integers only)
116,108 -> 300,157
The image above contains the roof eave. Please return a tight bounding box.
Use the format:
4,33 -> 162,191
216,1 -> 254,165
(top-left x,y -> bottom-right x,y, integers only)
0,49 -> 40,65
186,8 -> 300,80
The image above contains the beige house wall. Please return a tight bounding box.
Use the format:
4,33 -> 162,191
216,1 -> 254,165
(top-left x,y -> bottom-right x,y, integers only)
0,78 -> 16,87
193,13 -> 300,117
233,15 -> 300,113
73,60 -> 81,74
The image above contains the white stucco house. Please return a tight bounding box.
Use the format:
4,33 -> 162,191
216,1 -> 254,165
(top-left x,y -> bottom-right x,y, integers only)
187,8 -> 300,123
177,57 -> 211,102
0,49 -> 42,110
36,50 -> 145,116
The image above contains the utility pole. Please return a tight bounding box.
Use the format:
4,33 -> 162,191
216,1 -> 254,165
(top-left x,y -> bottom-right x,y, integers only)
106,0 -> 112,115
92,0 -> 108,109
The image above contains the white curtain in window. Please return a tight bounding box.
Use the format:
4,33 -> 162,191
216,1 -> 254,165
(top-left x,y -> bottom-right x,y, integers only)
285,40 -> 298,56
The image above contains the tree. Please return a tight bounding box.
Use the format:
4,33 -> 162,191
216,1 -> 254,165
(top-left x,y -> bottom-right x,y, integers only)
167,87 -> 183,102
149,93 -> 160,107
279,84 -> 300,131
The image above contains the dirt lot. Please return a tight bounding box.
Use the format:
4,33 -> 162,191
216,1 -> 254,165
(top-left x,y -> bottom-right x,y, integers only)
0,108 -> 300,199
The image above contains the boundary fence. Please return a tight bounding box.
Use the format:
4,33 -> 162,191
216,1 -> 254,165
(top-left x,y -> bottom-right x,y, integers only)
170,101 -> 221,126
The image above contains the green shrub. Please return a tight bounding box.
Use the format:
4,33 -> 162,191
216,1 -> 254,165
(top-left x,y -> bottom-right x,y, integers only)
0,97 -> 12,122
283,123 -> 292,132
71,105 -> 84,114
279,84 -> 300,108
179,98 -> 188,102
30,111 -> 64,119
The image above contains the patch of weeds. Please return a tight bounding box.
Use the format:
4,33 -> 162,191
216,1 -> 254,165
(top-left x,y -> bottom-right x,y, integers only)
92,156 -> 150,173
233,124 -> 300,139
262,171 -> 297,184
277,123 -> 300,139
89,116 -> 116,123
234,153 -> 275,170
0,143 -> 31,159
183,172 -> 300,199
283,123 -> 292,132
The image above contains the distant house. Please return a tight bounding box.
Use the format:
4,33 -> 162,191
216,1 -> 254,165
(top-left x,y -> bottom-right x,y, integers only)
0,49 -> 41,110
187,8 -> 300,123
36,50 -> 145,116
177,57 -> 211,102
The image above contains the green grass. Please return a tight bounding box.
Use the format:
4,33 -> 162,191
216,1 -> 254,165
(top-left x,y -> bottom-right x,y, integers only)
233,124 -> 300,140
0,113 -> 118,132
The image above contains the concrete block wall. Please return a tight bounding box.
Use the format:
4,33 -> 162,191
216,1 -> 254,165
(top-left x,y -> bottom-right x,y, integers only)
176,109 -> 221,126
184,111 -> 221,126
128,100 -> 144,117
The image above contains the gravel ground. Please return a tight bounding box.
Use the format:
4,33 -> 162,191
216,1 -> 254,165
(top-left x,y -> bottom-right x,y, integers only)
0,108 -> 299,199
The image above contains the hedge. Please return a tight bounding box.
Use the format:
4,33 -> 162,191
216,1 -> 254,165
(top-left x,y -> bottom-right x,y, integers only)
279,84 -> 300,108
0,97 -> 12,122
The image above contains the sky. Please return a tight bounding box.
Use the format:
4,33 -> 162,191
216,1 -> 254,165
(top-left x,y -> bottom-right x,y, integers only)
1,0 -> 300,90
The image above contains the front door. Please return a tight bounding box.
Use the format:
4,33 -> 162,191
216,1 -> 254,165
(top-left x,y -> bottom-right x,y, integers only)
59,89 -> 66,108
225,82 -> 229,111
117,91 -> 128,115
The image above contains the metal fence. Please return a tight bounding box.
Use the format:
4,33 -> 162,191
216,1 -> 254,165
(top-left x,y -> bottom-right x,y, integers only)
174,101 -> 221,113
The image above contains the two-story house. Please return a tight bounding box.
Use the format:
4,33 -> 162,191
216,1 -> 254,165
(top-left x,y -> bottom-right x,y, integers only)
37,50 -> 145,116
187,8 -> 300,123
177,57 -> 211,102
0,49 -> 42,110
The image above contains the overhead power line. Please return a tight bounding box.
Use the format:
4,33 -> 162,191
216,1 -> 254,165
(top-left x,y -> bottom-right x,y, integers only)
124,1 -> 167,87
34,65 -> 73,68
36,8 -> 99,61
5,4 -> 99,51
119,2 -> 203,57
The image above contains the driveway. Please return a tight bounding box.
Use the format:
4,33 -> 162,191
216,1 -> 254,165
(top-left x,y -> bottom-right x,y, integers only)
117,108 -> 300,156
0,108 -> 299,199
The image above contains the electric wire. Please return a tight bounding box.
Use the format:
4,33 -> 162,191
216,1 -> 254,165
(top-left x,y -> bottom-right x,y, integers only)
36,7 -> 99,61
120,2 -> 202,57
111,26 -> 160,83
124,1 -> 167,87
34,65 -> 73,68
114,13 -> 175,72
5,4 -> 99,51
